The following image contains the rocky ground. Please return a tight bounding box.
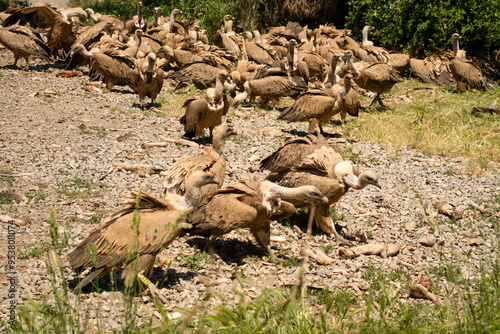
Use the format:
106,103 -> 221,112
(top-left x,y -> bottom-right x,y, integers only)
0,50 -> 499,330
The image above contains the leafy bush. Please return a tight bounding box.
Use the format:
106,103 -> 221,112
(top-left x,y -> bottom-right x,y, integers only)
345,0 -> 500,57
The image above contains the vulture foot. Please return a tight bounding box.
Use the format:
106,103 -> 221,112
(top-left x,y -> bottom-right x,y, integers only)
332,230 -> 354,247
138,273 -> 169,305
368,94 -> 387,109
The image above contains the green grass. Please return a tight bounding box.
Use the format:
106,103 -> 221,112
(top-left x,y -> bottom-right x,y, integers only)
57,177 -> 100,199
18,243 -> 49,259
79,129 -> 109,137
343,79 -> 500,170
226,135 -> 250,144
0,167 -> 15,186
179,252 -> 209,271
42,97 -> 55,103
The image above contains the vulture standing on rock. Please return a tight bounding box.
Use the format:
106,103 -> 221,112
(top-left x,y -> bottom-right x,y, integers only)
69,171 -> 218,290
132,52 -> 164,106
276,146 -> 381,242
0,25 -> 52,69
184,176 -> 329,261
180,71 -> 230,139
163,124 -> 237,198
71,43 -> 135,91
449,33 -> 488,93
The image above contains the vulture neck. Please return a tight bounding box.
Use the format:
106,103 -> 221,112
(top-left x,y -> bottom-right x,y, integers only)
253,31 -> 261,43
89,11 -> 99,24
286,44 -> 297,69
362,27 -> 372,46
324,58 -> 340,86
214,76 -> 224,99
169,12 -> 176,33
152,11 -> 160,27
452,39 -> 461,58
134,33 -> 142,47
77,47 -> 93,58
224,19 -> 234,34
189,29 -> 197,43
136,3 -> 144,28
212,133 -> 227,155
146,56 -> 155,72
184,178 -> 205,207
267,185 -> 311,201
104,27 -> 114,39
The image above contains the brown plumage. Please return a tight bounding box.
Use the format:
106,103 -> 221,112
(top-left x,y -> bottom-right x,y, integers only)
358,26 -> 389,64
2,3 -> 87,56
165,9 -> 187,35
180,71 -> 230,139
277,146 -> 381,238
163,124 -> 237,198
278,83 -> 342,134
124,1 -> 147,36
260,132 -> 335,182
449,33 -> 488,93
234,66 -> 305,107
338,73 -> 360,120
71,43 -> 135,91
184,176 -> 328,260
167,61 -> 227,90
85,8 -> 124,30
0,25 -> 52,69
69,171 -> 218,290
72,21 -> 117,50
132,53 -> 164,106
342,50 -> 400,107
388,52 -> 410,75
409,52 -> 455,85
242,31 -> 279,67
215,15 -> 247,60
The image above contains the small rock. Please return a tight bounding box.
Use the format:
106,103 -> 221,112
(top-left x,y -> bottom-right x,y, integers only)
417,235 -> 435,247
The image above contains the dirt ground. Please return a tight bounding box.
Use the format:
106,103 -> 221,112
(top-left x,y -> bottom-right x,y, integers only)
0,50 -> 498,329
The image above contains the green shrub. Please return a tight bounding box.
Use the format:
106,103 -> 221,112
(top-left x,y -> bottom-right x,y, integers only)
346,0 -> 500,57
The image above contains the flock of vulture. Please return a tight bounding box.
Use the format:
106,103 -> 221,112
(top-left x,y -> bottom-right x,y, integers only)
0,2 -> 495,295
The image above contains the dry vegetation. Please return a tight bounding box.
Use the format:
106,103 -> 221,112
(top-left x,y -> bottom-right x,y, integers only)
342,79 -> 500,169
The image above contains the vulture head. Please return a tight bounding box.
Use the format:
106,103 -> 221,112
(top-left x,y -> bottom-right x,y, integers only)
451,33 -> 462,41
224,15 -> 234,22
334,161 -> 381,190
187,170 -> 219,188
63,8 -> 88,24
241,31 -> 253,41
213,124 -> 237,139
262,189 -> 282,214
171,9 -> 183,17
85,8 -> 97,23
70,44 -> 92,58
206,88 -> 224,110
